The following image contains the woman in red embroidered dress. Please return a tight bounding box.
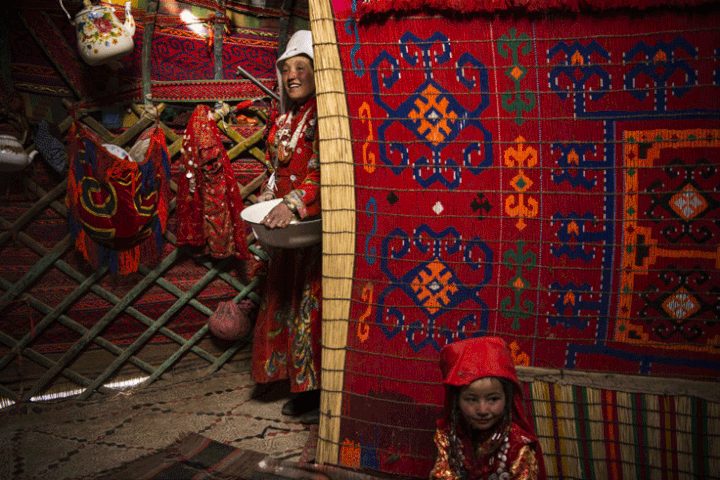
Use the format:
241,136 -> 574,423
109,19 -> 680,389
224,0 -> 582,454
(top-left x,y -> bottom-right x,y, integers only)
250,30 -> 322,424
431,337 -> 546,480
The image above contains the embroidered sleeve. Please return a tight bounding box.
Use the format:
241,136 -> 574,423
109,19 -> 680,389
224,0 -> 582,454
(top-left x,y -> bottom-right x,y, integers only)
429,430 -> 459,480
285,132 -> 320,219
259,119 -> 279,199
508,444 -> 540,480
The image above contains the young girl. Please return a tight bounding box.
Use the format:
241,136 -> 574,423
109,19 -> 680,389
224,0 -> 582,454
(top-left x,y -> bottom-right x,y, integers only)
430,336 -> 546,480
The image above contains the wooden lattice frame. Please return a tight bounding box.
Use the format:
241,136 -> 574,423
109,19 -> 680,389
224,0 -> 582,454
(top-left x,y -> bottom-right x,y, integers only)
0,99 -> 269,406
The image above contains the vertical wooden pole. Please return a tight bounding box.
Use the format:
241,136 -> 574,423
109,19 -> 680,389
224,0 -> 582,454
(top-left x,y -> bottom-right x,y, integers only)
142,0 -> 158,103
214,0 -> 227,79
277,0 -> 296,56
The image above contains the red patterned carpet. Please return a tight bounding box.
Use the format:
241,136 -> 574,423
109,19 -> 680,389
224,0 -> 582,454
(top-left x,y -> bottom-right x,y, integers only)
322,1 -> 720,477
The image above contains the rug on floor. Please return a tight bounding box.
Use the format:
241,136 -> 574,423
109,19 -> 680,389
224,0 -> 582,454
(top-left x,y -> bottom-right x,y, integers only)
0,367 -> 313,480
97,431 -> 409,480
96,432 -> 267,480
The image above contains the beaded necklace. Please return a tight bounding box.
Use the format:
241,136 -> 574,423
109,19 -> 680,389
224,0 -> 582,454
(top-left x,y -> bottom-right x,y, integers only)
456,415 -> 513,480
267,100 -> 315,192
275,104 -> 313,166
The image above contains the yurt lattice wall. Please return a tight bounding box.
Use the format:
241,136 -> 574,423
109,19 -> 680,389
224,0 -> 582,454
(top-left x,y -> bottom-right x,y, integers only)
0,1 -> 298,406
1,100 -> 266,406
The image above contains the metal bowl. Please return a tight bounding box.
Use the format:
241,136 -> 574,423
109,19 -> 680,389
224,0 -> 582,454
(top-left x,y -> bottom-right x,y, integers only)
241,199 -> 321,249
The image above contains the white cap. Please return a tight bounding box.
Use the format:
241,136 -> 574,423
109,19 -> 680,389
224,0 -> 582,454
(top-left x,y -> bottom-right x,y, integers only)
276,30 -> 314,112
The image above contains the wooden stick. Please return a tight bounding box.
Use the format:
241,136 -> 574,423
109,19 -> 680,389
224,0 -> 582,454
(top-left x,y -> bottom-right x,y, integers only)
517,366 -> 720,402
214,0 -> 227,80
236,65 -> 281,102
142,0 -> 159,103
0,177 -> 67,248
74,252 -> 230,400
20,248 -> 181,402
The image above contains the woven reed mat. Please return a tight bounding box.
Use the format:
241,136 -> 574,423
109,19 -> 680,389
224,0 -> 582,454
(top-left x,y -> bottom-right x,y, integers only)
0,364 -> 315,480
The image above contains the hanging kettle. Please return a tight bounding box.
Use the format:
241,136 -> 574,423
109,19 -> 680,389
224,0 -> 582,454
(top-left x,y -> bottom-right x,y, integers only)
0,109 -> 37,172
0,135 -> 37,172
59,0 -> 136,66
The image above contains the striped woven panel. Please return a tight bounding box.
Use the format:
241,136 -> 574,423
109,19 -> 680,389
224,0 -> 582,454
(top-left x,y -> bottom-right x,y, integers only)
526,382 -> 720,480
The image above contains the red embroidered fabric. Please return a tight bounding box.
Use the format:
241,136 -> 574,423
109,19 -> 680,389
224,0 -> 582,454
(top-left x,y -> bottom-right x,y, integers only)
357,0 -> 720,17
66,123 -> 170,274
431,424 -> 543,480
176,105 -> 248,259
261,97 -> 321,219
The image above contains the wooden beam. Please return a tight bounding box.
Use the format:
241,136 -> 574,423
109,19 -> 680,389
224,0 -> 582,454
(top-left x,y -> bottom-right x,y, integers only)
142,0 -> 159,103
278,0 -> 296,56
214,0 -> 228,80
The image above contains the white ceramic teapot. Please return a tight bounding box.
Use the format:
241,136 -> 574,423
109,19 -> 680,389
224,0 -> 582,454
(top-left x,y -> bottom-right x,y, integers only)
0,135 -> 38,172
59,0 -> 136,66
0,109 -> 37,172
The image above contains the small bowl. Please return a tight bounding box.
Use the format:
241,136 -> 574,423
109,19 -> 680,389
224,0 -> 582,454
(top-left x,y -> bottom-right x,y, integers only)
241,198 -> 322,249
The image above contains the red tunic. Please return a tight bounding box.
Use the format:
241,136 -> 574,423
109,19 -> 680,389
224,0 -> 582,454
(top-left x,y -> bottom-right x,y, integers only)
250,97 -> 322,392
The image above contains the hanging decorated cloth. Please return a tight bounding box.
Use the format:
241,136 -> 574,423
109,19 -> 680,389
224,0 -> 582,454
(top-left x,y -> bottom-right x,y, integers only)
176,104 -> 248,259
356,0 -> 720,16
66,122 -> 171,274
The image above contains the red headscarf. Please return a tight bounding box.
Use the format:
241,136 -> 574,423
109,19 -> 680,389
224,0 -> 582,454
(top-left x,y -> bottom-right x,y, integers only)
438,336 -> 538,445
437,337 -> 547,479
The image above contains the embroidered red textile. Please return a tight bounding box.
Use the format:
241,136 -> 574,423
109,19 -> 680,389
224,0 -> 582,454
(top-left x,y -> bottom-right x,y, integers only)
262,97 -> 321,219
66,123 -> 170,274
250,244 -> 323,392
327,1 -> 720,478
10,10 -> 278,102
431,423 -> 544,480
356,0 -> 720,17
176,105 -> 248,259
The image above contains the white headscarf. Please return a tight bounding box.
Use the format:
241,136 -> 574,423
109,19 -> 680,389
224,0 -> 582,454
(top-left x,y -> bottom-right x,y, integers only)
276,30 -> 314,113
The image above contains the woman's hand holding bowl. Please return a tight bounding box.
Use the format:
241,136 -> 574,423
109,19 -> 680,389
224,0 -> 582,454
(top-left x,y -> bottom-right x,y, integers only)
262,201 -> 294,229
